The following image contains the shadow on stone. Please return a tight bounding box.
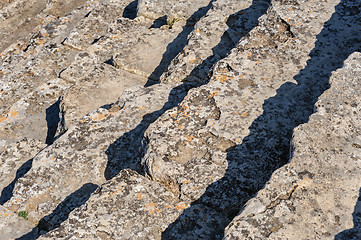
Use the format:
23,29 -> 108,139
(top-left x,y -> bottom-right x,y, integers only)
0,158 -> 33,205
104,83 -> 193,180
105,0 -> 271,182
123,0 -> 138,20
91,35 -> 104,45
104,57 -> 115,66
163,0 -> 361,238
150,15 -> 167,29
45,97 -> 61,145
335,188 -> 361,240
144,0 -> 215,87
17,183 -> 98,240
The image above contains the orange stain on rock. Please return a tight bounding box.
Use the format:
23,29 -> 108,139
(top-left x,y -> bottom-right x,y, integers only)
185,135 -> 195,142
91,112 -> 109,121
137,193 -> 144,200
215,75 -> 228,83
145,202 -> 157,208
241,112 -> 249,118
145,202 -> 162,215
0,116 -> 6,123
189,59 -> 197,64
175,202 -> 189,210
209,91 -> 219,98
10,110 -> 18,118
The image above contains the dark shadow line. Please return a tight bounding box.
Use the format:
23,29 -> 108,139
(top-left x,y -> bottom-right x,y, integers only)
150,15 -> 168,29
45,97 -> 62,145
163,0 -> 361,239
123,0 -> 138,20
17,183 -> 98,240
84,11 -> 92,18
104,57 -> 114,66
144,0 -> 215,87
91,35 -> 104,45
60,37 -> 67,46
58,68 -> 67,78
335,188 -> 361,240
1,97 -> 66,206
105,0 -> 271,181
104,83 -> 195,180
0,158 -> 33,205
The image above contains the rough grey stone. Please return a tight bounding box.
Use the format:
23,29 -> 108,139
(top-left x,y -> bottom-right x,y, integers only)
0,0 -> 360,239
138,0 -> 211,20
0,205 -> 35,239
142,0 -> 361,238
39,169 -> 180,239
224,51 -> 361,240
62,0 -> 134,51
3,84 -> 174,225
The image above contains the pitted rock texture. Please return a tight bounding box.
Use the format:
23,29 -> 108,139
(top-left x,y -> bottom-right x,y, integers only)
160,0 -> 271,84
39,169 -> 181,239
0,0 -> 360,239
0,0 -> 190,211
61,0 -> 134,51
224,52 -> 361,240
138,0 -> 211,20
0,205 -> 35,239
4,84 -> 175,223
0,0 -> 88,52
143,1 -> 361,238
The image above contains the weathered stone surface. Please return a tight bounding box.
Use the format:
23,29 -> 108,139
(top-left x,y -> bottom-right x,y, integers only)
0,0 -> 360,239
138,0 -> 211,20
39,170 -> 229,240
38,169 -> 181,239
3,84 -> 175,225
142,0 -> 360,238
0,205 -> 35,239
0,138 -> 46,205
0,0 -> 88,52
113,26 -> 184,79
0,0 -> 153,204
61,63 -> 147,126
160,0 -> 270,84
0,78 -> 69,143
62,0 -> 134,51
224,51 -> 361,240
